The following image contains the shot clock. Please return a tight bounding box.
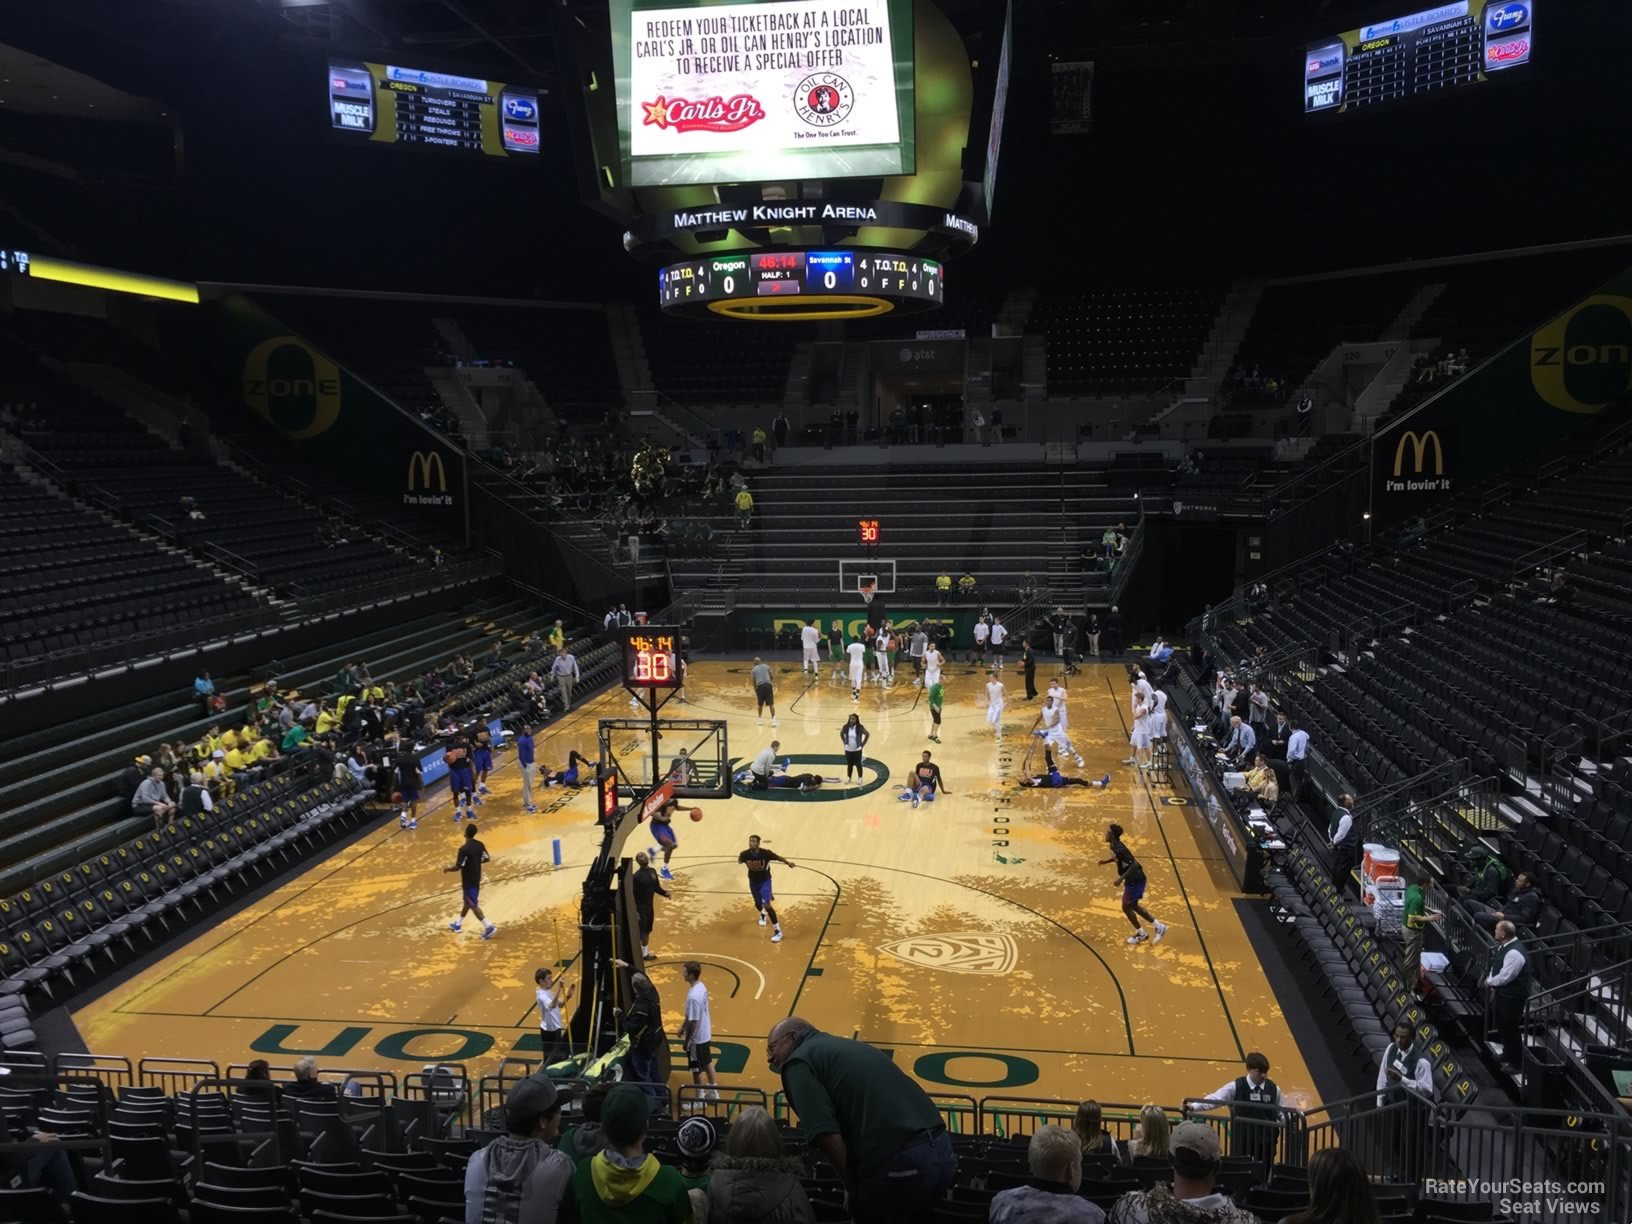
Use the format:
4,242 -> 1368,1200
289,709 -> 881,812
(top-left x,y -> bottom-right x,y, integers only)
621,629 -> 682,688
859,518 -> 881,545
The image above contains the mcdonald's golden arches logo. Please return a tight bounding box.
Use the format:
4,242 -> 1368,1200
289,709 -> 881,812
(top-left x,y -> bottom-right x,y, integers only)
242,336 -> 342,439
407,450 -> 448,493
1530,293 -> 1632,414
1393,429 -> 1444,478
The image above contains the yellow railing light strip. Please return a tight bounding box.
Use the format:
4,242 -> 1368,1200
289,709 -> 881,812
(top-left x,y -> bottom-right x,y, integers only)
25,256 -> 200,305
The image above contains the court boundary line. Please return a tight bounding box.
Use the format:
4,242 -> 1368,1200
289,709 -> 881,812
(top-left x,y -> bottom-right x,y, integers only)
1106,672 -> 1247,1064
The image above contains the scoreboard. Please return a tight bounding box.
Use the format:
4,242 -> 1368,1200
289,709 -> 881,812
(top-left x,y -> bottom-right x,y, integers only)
659,249 -> 943,318
329,59 -> 542,157
621,629 -> 683,689
1305,1 -> 1533,115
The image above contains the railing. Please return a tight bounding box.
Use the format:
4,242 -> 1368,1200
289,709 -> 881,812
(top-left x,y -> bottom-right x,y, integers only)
285,553 -> 502,618
1512,530 -> 1588,583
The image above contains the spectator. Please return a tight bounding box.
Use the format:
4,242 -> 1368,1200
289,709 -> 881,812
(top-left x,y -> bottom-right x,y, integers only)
990,1124 -> 1103,1224
1483,919 -> 1530,1072
0,1110 -> 79,1204
1463,871 -> 1538,933
703,1104 -> 814,1223
549,619 -> 566,651
570,1084 -> 692,1224
132,767 -> 177,827
557,1082 -> 610,1164
179,770 -> 215,820
118,754 -> 153,801
1085,613 -> 1101,659
766,1017 -> 955,1222
1285,719 -> 1309,801
281,720 -> 311,754
194,669 -> 218,706
957,571 -> 977,596
674,1115 -> 717,1192
282,1057 -> 338,1101
1242,755 -> 1278,807
1073,1100 -> 1113,1157
990,405 -> 1004,443
934,573 -> 952,605
971,409 -> 987,444
736,487 -> 755,528
1108,1123 -> 1257,1224
751,426 -> 768,463
772,412 -> 790,450
1124,1106 -> 1169,1161
1282,1148 -> 1381,1224
621,968 -> 667,1098
463,1073 -> 573,1224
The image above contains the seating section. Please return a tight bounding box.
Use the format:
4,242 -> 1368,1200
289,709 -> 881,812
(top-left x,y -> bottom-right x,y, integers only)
1035,286 -> 1222,396
638,305 -> 809,408
0,464 -> 261,687
451,305 -> 621,421
681,464 -> 1142,605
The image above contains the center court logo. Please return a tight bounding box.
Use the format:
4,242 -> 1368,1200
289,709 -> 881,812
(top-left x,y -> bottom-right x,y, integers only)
794,74 -> 854,127
242,336 -> 342,439
879,932 -> 1018,976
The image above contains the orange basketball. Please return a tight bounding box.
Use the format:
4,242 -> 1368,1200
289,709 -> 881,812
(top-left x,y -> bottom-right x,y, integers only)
391,791 -> 403,803
689,807 -> 704,822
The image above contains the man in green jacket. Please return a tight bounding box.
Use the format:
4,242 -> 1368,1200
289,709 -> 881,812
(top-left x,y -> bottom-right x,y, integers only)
766,1017 -> 955,1223
569,1083 -> 691,1223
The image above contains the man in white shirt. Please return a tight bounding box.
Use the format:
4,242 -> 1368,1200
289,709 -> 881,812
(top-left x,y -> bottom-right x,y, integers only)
1330,793 -> 1358,884
1196,1052 -> 1282,1168
972,618 -> 990,667
1036,696 -> 1085,768
845,637 -> 867,701
1377,1020 -> 1432,1179
550,649 -> 581,712
749,741 -> 782,790
679,961 -> 718,1105
1285,722 -> 1310,801
990,619 -> 1009,668
923,643 -> 944,691
534,968 -> 576,1068
909,625 -> 929,685
875,627 -> 895,684
800,620 -> 821,675
985,672 -> 1005,741
1220,716 -> 1256,766
1483,920 -> 1529,1070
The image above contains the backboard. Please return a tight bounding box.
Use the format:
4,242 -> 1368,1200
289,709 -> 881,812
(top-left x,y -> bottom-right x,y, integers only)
596,717 -> 731,800
838,558 -> 897,596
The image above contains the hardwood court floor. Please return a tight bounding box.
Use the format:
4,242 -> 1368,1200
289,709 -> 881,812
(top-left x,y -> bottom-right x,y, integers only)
74,660 -> 1315,1111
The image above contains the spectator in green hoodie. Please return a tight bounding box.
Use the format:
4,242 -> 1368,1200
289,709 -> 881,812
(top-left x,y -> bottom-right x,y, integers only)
569,1083 -> 691,1223
557,1082 -> 611,1165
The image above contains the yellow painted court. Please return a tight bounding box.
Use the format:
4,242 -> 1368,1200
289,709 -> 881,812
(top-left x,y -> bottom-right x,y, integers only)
75,660 -> 1315,1111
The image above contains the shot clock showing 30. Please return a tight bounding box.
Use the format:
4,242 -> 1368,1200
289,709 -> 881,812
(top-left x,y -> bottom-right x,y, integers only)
622,629 -> 683,688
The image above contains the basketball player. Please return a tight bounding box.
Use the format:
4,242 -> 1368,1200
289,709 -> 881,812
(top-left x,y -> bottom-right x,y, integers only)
827,619 -> 845,682
739,834 -> 794,943
444,822 -> 497,939
909,623 -> 929,685
990,618 -> 1008,668
899,750 -> 950,808
445,736 -> 478,820
1021,749 -> 1112,789
751,657 -> 778,727
800,620 -> 821,675
1149,685 -> 1169,756
1036,694 -> 1086,768
924,640 -> 945,691
846,634 -> 867,701
648,797 -> 680,880
875,625 -> 895,685
396,753 -> 421,829
1102,823 -> 1167,945
1046,677 -> 1071,734
972,617 -> 990,667
1126,683 -> 1153,770
927,676 -> 945,743
543,749 -> 594,787
985,670 -> 1005,740
472,723 -> 495,794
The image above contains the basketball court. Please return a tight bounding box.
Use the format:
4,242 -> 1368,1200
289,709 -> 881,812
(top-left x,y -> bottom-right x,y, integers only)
72,651 -> 1316,1113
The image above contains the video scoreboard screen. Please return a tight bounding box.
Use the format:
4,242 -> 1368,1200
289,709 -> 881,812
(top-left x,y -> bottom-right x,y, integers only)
659,249 -> 941,306
1305,1 -> 1533,115
610,0 -> 916,187
328,59 -> 542,157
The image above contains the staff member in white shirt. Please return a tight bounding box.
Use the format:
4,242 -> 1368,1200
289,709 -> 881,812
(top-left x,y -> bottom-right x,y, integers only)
1377,1019 -> 1433,1180
972,618 -> 990,666
534,967 -> 576,1067
1285,721 -> 1310,802
990,618 -> 1009,668
800,619 -> 821,675
1330,792 -> 1359,884
846,637 -> 867,702
985,672 -> 1005,741
749,740 -> 782,790
680,960 -> 718,1105
550,648 -> 581,712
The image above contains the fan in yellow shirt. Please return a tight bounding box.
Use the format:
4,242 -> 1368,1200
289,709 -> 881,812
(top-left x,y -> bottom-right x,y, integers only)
315,705 -> 339,736
248,738 -> 276,763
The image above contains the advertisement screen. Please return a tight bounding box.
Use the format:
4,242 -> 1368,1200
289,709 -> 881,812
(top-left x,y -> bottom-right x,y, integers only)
1305,1 -> 1533,116
328,59 -> 541,157
612,0 -> 915,186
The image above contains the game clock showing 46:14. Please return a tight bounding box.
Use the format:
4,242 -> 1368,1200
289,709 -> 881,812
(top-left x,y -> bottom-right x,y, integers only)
622,630 -> 682,688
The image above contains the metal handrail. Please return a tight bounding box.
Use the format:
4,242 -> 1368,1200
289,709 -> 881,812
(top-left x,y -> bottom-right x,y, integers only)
1511,529 -> 1587,580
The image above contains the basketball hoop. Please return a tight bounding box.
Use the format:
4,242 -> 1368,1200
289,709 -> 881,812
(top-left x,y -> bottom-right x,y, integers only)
860,582 -> 876,606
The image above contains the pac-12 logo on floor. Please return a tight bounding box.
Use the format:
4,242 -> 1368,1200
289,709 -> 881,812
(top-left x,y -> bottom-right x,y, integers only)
794,74 -> 854,126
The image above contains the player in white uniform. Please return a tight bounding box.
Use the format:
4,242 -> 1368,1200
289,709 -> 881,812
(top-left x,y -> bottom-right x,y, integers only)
923,645 -> 944,691
1047,679 -> 1070,733
800,620 -> 821,675
985,672 -> 1005,740
876,627 -> 895,685
1149,687 -> 1169,752
1126,687 -> 1152,769
1036,694 -> 1085,767
846,638 -> 867,701
972,619 -> 990,667
990,619 -> 1009,668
